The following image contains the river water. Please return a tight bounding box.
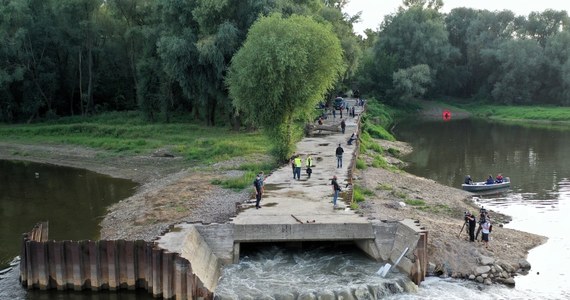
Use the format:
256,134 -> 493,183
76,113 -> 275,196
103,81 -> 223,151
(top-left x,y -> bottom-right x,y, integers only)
395,117 -> 570,299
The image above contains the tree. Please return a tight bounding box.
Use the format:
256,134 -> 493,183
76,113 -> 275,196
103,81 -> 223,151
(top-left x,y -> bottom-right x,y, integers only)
375,6 -> 457,96
227,14 -> 344,161
392,64 -> 431,103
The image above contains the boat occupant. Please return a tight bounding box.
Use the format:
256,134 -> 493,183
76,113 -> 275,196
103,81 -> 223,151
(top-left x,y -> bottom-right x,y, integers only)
464,175 -> 473,185
495,173 -> 503,183
485,175 -> 494,185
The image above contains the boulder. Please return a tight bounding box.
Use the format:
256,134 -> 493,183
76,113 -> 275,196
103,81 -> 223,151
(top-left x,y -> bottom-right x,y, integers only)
298,292 -> 316,300
427,262 -> 436,275
518,259 -> 531,271
476,276 -> 484,283
479,255 -> 495,266
494,264 -> 504,272
316,291 -> 335,300
336,289 -> 355,300
475,266 -> 491,275
469,274 -> 476,280
481,274 -> 488,279
484,279 -> 492,285
274,293 -> 296,300
354,286 -> 373,300
503,278 -> 516,286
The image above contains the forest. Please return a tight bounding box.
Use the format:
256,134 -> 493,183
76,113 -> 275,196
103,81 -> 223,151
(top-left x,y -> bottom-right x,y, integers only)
0,0 -> 569,126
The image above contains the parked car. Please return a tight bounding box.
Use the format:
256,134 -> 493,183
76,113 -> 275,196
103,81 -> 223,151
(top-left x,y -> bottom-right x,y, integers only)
333,97 -> 346,110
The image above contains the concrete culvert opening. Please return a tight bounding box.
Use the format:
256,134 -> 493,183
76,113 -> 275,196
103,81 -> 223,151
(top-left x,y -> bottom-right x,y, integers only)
215,241 -> 417,299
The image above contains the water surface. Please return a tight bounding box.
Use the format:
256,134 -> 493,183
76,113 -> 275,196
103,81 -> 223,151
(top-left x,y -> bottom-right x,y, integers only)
395,117 -> 570,299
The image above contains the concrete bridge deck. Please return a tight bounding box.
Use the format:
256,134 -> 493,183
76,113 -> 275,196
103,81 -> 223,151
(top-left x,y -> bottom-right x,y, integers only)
232,98 -> 364,225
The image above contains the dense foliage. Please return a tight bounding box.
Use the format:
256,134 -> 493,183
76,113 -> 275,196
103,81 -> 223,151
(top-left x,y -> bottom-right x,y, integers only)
355,2 -> 570,106
0,0 -> 358,124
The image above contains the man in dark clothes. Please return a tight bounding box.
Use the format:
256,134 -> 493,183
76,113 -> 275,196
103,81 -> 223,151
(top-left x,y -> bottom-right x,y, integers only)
475,207 -> 488,241
465,212 -> 477,242
340,118 -> 346,134
335,144 -> 344,168
253,173 -> 263,209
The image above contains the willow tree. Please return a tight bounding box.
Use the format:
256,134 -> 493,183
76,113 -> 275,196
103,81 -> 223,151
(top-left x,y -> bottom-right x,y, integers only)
227,14 -> 344,161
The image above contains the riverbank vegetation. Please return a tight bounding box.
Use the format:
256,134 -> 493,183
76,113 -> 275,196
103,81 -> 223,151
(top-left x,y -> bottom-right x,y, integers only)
458,104 -> 570,122
0,111 -> 271,164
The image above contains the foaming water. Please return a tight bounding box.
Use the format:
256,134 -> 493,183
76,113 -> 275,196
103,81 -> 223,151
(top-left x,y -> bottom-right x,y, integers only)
214,244 -> 416,299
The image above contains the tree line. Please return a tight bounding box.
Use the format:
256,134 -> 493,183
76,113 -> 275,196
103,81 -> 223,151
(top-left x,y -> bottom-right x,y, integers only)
1,0 -> 569,127
356,1 -> 570,106
0,0 -> 359,124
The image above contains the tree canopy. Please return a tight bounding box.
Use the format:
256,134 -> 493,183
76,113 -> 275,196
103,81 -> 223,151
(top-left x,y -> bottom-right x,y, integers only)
227,13 -> 344,160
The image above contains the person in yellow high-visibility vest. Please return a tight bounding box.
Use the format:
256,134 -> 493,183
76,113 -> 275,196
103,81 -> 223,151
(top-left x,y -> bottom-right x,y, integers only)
294,156 -> 302,180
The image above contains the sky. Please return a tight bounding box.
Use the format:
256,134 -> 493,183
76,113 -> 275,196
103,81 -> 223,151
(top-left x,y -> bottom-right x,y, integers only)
343,0 -> 569,35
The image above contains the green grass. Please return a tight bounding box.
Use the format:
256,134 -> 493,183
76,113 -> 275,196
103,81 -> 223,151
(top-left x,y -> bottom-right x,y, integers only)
376,183 -> 393,191
355,158 -> 367,170
0,111 -> 271,164
353,185 -> 373,203
404,199 -> 426,206
211,171 -> 257,190
458,104 -> 570,122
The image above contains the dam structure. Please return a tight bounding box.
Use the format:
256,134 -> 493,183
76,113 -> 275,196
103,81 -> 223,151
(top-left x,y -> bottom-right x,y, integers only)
19,99 -> 428,299
156,99 -> 428,297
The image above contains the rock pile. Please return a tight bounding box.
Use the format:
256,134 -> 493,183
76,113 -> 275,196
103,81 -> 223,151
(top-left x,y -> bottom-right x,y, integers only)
430,255 -> 532,287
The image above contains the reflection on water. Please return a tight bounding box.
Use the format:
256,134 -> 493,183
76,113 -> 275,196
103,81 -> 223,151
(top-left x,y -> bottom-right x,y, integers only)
0,160 -> 139,299
396,118 -> 570,298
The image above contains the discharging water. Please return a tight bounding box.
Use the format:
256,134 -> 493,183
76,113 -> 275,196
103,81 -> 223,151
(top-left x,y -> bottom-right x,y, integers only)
215,244 -> 416,299
395,117 -> 570,299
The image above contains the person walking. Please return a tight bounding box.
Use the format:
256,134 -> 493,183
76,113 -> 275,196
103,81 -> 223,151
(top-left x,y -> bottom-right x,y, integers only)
340,118 -> 346,134
290,155 -> 296,179
335,144 -> 344,168
305,155 -> 313,179
331,175 -> 341,208
253,173 -> 263,209
294,155 -> 302,180
332,108 -> 336,118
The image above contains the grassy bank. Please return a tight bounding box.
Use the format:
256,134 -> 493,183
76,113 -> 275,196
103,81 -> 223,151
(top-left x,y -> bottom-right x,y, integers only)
0,111 -> 271,165
457,103 -> 570,122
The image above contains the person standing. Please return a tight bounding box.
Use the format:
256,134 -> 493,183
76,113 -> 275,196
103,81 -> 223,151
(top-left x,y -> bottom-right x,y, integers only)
340,118 -> 346,134
475,207 -> 487,241
335,144 -> 344,168
253,173 -> 263,209
294,155 -> 302,180
481,217 -> 491,249
332,108 -> 336,118
331,175 -> 341,208
305,155 -> 313,179
290,155 -> 296,179
465,212 -> 477,242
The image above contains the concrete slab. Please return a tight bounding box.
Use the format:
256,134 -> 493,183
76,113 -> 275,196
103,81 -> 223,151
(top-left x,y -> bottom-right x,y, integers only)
232,99 -> 365,226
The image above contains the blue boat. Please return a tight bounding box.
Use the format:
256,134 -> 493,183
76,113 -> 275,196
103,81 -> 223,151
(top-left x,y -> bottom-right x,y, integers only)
462,177 -> 510,192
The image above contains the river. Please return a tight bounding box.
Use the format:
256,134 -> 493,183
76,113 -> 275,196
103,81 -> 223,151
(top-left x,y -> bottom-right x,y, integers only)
395,117 -> 570,299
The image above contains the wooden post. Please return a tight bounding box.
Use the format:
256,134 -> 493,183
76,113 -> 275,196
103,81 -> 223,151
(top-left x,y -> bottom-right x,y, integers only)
34,242 -> 49,290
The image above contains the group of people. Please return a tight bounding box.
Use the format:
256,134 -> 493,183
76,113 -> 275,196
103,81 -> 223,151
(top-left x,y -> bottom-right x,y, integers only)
463,207 -> 492,249
290,154 -> 314,180
464,174 -> 504,185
